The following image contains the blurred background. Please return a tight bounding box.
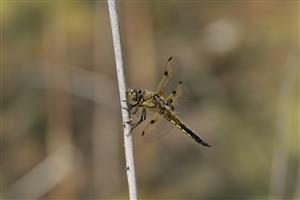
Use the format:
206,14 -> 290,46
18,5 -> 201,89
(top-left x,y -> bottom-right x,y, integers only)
1,1 -> 299,199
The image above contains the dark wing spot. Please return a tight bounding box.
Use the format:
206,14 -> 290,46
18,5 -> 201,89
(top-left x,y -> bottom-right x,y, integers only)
178,81 -> 183,84
171,105 -> 175,111
150,120 -> 156,124
168,57 -> 173,61
172,90 -> 176,95
164,71 -> 169,76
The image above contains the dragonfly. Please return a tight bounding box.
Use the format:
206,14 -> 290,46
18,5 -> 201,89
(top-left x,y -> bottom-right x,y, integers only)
126,57 -> 210,147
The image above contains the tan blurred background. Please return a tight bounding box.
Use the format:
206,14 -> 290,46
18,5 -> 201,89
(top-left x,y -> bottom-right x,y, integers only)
1,1 -> 299,199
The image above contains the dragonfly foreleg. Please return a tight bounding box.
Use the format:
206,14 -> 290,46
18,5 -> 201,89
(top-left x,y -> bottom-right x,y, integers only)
121,107 -> 130,112
122,101 -> 139,113
130,108 -> 147,131
131,106 -> 141,115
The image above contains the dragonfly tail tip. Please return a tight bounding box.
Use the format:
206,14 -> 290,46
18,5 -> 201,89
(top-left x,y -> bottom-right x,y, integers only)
204,143 -> 211,147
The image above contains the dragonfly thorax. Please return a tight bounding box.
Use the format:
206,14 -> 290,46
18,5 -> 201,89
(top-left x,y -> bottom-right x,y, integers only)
152,93 -> 175,112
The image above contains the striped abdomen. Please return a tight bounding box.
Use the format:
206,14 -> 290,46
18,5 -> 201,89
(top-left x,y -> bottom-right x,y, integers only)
163,111 -> 210,147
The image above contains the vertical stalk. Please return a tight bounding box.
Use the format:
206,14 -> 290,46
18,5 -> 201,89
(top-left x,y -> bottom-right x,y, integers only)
107,0 -> 138,199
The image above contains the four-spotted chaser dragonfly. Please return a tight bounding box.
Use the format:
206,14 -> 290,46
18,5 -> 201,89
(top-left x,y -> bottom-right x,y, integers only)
126,57 -> 210,147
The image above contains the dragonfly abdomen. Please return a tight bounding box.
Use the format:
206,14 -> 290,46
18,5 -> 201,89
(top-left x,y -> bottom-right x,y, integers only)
163,112 -> 210,147
180,123 -> 210,147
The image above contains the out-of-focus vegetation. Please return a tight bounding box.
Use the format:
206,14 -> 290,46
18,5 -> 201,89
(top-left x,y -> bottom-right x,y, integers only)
1,1 -> 299,199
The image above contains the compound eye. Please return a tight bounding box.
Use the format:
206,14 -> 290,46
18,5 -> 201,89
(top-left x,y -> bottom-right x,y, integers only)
137,89 -> 142,94
132,90 -> 137,96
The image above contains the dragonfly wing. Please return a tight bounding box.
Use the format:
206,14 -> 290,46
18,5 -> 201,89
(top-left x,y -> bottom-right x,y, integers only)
156,57 -> 173,96
166,79 -> 192,115
166,80 -> 184,106
141,113 -> 160,136
140,112 -> 174,143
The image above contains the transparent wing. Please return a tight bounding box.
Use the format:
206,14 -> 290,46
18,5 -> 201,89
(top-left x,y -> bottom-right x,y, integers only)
156,56 -> 174,96
131,110 -> 174,143
166,80 -> 184,108
141,113 -> 175,143
156,56 -> 185,96
141,113 -> 160,137
165,73 -> 192,114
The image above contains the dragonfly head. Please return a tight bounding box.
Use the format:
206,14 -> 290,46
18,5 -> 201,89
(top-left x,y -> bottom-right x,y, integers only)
127,88 -> 144,102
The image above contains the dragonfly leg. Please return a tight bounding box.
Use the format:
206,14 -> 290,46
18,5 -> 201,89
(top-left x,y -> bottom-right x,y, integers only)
123,105 -> 141,135
122,107 -> 130,112
123,105 -> 140,116
122,100 -> 139,112
130,102 -> 139,108
122,106 -> 140,131
123,118 -> 132,124
131,106 -> 140,115
130,108 -> 147,131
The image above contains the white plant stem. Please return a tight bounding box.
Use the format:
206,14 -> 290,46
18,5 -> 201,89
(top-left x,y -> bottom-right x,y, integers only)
107,0 -> 138,199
